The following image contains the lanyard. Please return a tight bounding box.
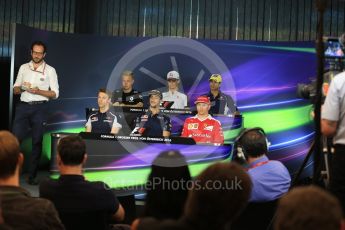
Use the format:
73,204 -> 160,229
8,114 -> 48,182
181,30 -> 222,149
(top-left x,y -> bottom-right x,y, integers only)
30,62 -> 46,75
249,160 -> 269,170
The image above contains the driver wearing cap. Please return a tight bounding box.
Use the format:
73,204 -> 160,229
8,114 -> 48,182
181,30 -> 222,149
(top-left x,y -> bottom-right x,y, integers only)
162,71 -> 188,109
181,96 -> 224,144
206,74 -> 237,115
131,90 -> 171,137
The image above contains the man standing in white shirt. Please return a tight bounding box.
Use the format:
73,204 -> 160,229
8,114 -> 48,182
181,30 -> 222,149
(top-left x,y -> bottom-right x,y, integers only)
12,41 -> 59,185
321,71 -> 345,213
162,71 -> 188,109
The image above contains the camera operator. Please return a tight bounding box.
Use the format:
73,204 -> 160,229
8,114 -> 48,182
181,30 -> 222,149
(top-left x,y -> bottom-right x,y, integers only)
321,71 -> 345,213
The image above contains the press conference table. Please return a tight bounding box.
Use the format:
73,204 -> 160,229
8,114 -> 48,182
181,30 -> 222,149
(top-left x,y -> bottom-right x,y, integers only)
50,132 -> 233,172
50,107 -> 241,172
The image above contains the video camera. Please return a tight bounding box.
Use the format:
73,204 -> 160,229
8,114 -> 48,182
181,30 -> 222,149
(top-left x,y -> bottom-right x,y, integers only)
297,79 -> 317,100
297,34 -> 345,101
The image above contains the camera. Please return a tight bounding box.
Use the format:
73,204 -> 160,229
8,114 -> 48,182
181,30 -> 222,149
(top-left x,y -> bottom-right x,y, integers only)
297,79 -> 317,100
297,34 -> 345,101
296,75 -> 334,102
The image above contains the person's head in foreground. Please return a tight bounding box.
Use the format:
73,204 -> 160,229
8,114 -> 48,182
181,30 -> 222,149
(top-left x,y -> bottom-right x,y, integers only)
274,185 -> 344,230
235,127 -> 268,163
56,135 -> 87,173
0,130 -> 23,185
144,150 -> 191,220
184,162 -> 252,230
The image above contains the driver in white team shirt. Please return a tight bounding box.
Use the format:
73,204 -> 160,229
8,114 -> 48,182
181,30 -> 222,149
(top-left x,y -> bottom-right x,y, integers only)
162,71 -> 188,109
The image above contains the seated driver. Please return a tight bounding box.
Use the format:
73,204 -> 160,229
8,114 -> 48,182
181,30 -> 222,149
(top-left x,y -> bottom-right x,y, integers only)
181,96 -> 224,144
131,90 -> 171,137
85,89 -> 122,134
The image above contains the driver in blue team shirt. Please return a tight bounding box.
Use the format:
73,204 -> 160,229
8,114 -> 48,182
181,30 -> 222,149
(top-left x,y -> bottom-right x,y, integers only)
85,89 -> 122,134
131,90 -> 171,137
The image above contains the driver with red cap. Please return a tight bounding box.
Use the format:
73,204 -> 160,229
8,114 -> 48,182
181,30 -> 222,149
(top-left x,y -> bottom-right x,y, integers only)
181,96 -> 224,144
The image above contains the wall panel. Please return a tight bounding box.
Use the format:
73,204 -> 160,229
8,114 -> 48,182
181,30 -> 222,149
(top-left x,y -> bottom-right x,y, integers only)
0,0 -> 344,59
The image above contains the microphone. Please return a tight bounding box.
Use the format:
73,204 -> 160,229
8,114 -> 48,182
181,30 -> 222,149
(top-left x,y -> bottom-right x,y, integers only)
138,127 -> 146,134
130,126 -> 146,136
163,101 -> 170,108
131,112 -> 150,135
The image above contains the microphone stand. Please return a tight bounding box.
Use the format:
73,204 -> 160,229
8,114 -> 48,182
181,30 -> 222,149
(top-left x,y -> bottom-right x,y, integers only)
292,0 -> 328,186
313,0 -> 328,184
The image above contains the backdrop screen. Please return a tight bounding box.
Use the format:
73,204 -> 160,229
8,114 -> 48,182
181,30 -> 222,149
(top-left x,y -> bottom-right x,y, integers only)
12,24 -> 316,187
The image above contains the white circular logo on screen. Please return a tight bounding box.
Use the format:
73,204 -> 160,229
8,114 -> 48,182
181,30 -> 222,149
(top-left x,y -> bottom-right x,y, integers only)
107,36 -> 236,167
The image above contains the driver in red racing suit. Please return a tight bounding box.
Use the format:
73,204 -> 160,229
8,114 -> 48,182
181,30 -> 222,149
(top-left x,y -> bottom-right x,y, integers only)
181,96 -> 224,144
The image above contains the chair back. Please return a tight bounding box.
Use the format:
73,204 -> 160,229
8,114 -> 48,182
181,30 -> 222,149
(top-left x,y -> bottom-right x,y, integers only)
232,199 -> 278,230
58,210 -> 109,230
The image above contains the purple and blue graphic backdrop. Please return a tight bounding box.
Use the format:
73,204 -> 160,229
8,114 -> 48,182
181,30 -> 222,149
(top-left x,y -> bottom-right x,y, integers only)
12,24 -> 316,179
